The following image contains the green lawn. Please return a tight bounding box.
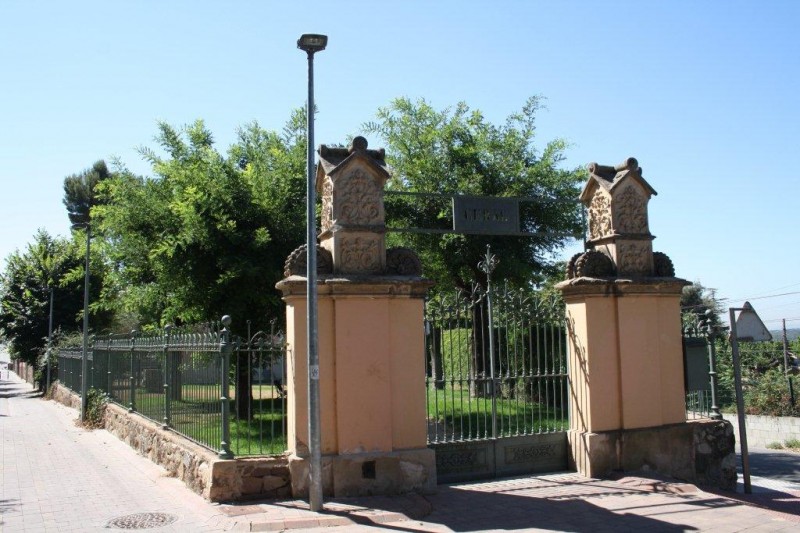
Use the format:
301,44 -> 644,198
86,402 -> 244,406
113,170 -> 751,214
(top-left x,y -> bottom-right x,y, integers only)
426,385 -> 568,441
108,383 -> 287,456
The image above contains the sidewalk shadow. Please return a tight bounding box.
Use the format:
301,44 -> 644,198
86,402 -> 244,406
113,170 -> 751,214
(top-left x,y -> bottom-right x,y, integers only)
706,485 -> 800,520
747,449 -> 800,484
0,381 -> 41,400
308,476 -> 748,532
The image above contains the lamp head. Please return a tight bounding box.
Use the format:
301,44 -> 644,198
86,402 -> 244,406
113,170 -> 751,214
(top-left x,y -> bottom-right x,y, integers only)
297,34 -> 328,54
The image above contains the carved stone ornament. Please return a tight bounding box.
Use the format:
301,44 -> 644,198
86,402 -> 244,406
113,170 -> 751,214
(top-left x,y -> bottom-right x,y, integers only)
613,185 -> 649,235
576,251 -> 616,278
337,168 -> 382,226
385,247 -> 423,276
320,178 -> 334,232
617,242 -> 652,277
283,244 -> 333,277
588,190 -> 613,240
653,251 -> 675,277
340,235 -> 382,273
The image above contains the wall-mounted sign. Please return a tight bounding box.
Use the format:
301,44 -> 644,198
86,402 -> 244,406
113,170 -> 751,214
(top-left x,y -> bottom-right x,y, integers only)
452,196 -> 519,235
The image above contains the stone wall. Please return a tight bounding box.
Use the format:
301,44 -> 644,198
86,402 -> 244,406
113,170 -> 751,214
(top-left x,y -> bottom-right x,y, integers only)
49,383 -> 291,502
722,413 -> 800,448
569,419 -> 737,491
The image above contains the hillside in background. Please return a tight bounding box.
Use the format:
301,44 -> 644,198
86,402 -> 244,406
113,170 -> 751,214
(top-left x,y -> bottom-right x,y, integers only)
769,328 -> 800,341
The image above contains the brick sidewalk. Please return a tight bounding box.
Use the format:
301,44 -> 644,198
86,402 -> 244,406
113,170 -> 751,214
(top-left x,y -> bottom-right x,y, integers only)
2,373 -> 799,532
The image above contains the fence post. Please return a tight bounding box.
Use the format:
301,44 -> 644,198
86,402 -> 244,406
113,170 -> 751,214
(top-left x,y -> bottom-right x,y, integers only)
479,245 -> 499,441
129,330 -> 137,412
219,315 -> 234,459
163,325 -> 172,429
706,329 -> 722,420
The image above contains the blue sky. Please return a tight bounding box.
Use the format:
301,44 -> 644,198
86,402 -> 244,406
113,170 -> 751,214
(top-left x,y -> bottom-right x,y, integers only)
2,1 -> 799,328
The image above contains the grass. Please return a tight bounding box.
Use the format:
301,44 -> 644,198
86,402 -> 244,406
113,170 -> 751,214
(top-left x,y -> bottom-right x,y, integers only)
766,439 -> 800,453
426,384 -> 568,441
106,383 -> 287,456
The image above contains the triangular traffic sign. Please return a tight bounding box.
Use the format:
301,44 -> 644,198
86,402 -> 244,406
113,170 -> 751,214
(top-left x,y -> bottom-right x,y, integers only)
734,302 -> 772,342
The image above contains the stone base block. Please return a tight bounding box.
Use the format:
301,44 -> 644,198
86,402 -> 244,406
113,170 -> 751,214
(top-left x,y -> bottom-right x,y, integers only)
289,448 -> 436,498
568,420 -> 736,491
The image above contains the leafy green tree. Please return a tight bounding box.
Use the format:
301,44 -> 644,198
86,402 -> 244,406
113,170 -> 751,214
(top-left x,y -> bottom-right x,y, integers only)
364,97 -> 583,391
363,96 -> 585,292
63,160 -> 111,227
681,281 -> 723,330
0,230 -> 97,368
95,114 -> 306,329
96,115 -> 307,418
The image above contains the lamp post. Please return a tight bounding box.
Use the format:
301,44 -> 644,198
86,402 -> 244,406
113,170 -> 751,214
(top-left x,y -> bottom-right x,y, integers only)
46,287 -> 54,392
297,32 -> 327,513
76,223 -> 91,422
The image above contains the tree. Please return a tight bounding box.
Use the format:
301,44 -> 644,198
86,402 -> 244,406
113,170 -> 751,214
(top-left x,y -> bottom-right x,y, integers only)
95,116 -> 307,418
95,115 -> 306,329
363,96 -> 585,293
364,97 -> 584,392
63,160 -> 111,227
0,230 -> 93,368
681,281 -> 724,330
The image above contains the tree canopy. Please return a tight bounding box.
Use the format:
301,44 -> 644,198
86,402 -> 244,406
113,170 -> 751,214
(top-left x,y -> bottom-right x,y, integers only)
94,113 -> 307,329
0,230 -> 112,366
363,97 -> 584,291
63,160 -> 111,227
681,281 -> 724,329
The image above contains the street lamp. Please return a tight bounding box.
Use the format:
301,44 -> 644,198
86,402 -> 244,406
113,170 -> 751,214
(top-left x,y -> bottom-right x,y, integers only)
297,32 -> 327,513
74,222 -> 91,422
46,287 -> 54,392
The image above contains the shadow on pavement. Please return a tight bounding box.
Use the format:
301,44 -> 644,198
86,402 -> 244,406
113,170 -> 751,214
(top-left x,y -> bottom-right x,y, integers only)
706,485 -> 800,520
0,380 -> 41,399
409,477 -> 740,533
271,475 -> 754,532
747,449 -> 800,484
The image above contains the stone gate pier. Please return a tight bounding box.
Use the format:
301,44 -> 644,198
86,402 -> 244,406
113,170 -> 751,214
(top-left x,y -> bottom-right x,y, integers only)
277,137 -> 436,497
557,158 -> 736,489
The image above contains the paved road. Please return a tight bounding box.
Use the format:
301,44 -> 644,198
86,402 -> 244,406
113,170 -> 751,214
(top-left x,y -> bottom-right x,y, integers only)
2,371 -> 799,532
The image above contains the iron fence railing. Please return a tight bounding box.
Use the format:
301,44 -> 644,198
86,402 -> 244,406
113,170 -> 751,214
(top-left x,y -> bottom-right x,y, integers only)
425,280 -> 569,444
56,319 -> 287,458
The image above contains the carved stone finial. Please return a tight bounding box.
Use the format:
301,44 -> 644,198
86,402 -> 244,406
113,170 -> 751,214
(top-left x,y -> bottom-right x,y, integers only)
350,136 -> 368,152
385,247 -> 423,276
283,244 -> 334,277
566,251 -> 616,279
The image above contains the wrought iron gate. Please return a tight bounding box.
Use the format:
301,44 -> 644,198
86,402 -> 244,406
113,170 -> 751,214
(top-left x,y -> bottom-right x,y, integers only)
425,251 -> 570,482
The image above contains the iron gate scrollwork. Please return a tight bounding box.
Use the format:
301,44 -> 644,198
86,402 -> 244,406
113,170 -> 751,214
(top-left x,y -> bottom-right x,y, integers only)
425,246 -> 570,482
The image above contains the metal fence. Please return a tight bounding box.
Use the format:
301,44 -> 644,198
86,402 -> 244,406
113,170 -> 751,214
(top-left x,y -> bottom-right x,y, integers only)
425,282 -> 569,444
56,319 -> 287,458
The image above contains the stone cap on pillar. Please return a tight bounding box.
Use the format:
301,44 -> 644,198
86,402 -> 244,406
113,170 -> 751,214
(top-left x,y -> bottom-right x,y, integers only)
564,157 -> 681,283
278,137 -> 431,289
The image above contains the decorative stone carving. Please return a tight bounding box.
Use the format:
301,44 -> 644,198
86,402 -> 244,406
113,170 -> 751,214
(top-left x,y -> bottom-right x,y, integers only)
588,191 -> 612,240
385,247 -> 423,276
339,235 -> 382,273
653,251 -> 675,277
568,251 -> 616,279
283,244 -> 333,277
613,185 -> 648,235
337,169 -> 382,226
320,178 -> 334,232
616,242 -> 652,277
576,157 -> 667,279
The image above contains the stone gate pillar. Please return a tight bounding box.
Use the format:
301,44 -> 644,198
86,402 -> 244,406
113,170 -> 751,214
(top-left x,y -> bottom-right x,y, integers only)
557,158 -> 725,481
276,137 -> 436,497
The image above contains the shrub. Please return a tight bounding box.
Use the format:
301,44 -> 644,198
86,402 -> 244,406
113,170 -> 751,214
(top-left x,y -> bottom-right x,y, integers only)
82,388 -> 108,429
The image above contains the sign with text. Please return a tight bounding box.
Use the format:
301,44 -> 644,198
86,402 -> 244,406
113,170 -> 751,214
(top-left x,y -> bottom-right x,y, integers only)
452,196 -> 519,235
